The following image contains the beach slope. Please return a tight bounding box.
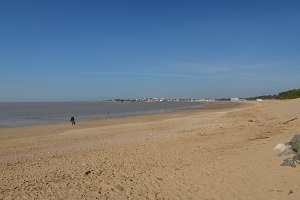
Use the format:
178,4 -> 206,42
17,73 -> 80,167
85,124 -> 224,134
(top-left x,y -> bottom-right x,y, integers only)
1,100 -> 300,199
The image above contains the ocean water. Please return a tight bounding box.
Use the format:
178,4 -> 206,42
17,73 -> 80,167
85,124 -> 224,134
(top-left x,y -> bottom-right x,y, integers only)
0,101 -> 207,127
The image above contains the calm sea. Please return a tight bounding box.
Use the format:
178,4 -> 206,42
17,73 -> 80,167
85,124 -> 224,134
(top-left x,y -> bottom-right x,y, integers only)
0,101 -> 207,127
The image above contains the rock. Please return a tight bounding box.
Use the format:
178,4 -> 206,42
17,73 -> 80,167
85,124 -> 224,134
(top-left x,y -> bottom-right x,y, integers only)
290,134 -> 300,152
288,190 -> 294,195
281,158 -> 296,168
293,154 -> 300,161
277,135 -> 300,167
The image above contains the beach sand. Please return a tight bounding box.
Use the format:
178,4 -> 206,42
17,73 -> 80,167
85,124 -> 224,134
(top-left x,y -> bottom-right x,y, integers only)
1,100 -> 300,199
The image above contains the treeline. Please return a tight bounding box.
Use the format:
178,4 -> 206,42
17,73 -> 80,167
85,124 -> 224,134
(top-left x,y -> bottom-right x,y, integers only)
247,88 -> 300,100
277,89 -> 300,99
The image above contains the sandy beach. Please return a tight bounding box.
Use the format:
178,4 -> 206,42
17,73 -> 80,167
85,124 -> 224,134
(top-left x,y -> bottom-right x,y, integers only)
1,100 -> 300,199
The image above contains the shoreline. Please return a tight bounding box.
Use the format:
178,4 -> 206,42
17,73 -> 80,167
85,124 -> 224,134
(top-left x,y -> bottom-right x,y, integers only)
0,101 -> 209,128
0,101 -> 248,129
0,101 -> 250,164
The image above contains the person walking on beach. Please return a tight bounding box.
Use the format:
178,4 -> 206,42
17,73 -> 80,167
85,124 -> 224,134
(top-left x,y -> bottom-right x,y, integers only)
70,116 -> 76,125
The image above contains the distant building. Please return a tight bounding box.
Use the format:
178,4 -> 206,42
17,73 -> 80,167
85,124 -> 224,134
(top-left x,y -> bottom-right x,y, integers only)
230,98 -> 240,101
230,98 -> 246,102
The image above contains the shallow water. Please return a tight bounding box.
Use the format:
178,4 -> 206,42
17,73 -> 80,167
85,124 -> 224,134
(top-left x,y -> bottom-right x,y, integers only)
0,101 -> 207,127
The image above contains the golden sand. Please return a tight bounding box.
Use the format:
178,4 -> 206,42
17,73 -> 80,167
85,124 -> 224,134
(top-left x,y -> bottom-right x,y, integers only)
1,100 -> 300,199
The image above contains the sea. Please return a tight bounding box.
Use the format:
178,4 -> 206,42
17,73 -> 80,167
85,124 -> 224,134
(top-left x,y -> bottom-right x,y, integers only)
0,101 -> 208,127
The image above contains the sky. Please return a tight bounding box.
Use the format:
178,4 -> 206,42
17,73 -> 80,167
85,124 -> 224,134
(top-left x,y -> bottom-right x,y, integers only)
0,0 -> 300,101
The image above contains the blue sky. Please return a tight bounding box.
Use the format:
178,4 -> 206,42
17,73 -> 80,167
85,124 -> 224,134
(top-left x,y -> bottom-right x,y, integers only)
0,0 -> 300,101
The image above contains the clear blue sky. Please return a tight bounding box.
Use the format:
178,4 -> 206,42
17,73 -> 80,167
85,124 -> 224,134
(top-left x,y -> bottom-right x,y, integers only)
1,0 -> 299,101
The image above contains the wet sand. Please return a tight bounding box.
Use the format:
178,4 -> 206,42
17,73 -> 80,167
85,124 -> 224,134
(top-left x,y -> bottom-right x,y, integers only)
1,100 -> 300,199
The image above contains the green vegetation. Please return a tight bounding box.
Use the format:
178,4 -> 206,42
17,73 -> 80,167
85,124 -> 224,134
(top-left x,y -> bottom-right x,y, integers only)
246,88 -> 300,100
277,89 -> 300,99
